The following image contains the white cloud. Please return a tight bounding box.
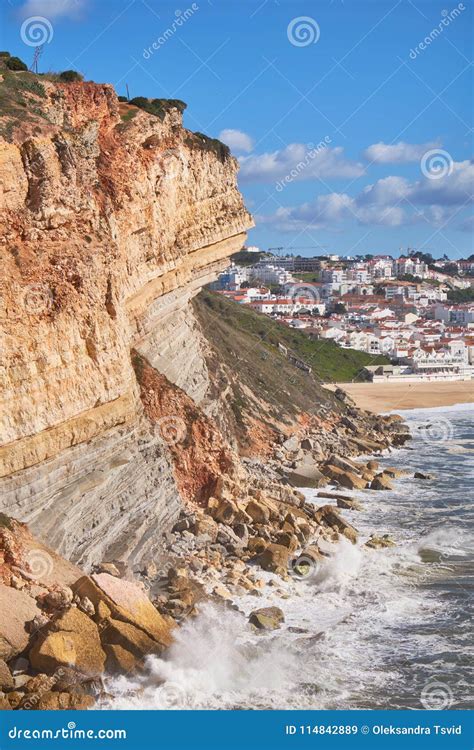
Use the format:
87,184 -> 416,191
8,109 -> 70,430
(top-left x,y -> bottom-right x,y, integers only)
258,160 -> 474,231
18,0 -> 86,20
363,140 -> 441,164
218,129 -> 254,154
238,143 -> 364,183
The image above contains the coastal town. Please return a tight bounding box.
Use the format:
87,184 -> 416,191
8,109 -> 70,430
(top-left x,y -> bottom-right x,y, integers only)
212,249 -> 474,382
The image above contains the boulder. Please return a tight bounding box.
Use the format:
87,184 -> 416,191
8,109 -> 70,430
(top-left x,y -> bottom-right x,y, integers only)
32,691 -> 95,710
365,534 -> 396,549
233,523 -> 249,547
326,454 -> 362,475
217,524 -> 244,550
287,466 -> 328,489
254,543 -> 290,575
72,574 -> 173,649
95,562 -> 121,578
322,465 -> 367,491
370,474 -> 393,491
273,531 -> 299,551
282,435 -> 300,452
207,497 -> 238,525
24,674 -> 56,695
193,515 -> 218,542
102,618 -> 162,662
0,658 -> 14,690
0,695 -> 12,710
29,607 -> 106,676
367,459 -> 379,471
383,467 -> 407,479
317,491 -> 353,503
337,497 -> 362,511
245,500 -> 270,525
249,606 -> 285,630
315,506 -> 358,544
0,583 -> 41,660
103,644 -> 139,675
246,537 -> 268,554
414,471 -> 432,480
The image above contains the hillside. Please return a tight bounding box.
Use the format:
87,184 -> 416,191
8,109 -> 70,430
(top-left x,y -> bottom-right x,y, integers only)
195,290 -> 388,384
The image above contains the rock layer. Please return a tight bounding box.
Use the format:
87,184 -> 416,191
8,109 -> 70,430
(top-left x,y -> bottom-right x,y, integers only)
0,74 -> 252,565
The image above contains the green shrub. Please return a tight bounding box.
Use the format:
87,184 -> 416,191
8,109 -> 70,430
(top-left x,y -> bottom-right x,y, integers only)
58,70 -> 84,82
152,97 -> 186,114
0,51 -> 11,58
185,132 -> 230,162
117,95 -> 128,102
6,56 -> 27,72
129,96 -> 148,108
129,96 -> 187,121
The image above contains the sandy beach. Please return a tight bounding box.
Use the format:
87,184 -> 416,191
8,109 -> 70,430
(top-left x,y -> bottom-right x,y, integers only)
330,380 -> 474,413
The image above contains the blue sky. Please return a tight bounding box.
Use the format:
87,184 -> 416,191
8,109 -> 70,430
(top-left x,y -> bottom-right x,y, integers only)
1,0 -> 473,258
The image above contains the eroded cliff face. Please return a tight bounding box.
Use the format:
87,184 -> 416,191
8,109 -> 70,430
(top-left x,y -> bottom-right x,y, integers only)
0,74 -> 252,566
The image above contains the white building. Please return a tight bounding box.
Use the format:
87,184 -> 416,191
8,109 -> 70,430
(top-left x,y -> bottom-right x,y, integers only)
249,265 -> 295,286
434,304 -> 474,326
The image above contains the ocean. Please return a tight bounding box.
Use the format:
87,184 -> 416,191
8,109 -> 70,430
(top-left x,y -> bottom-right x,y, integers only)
104,403 -> 473,711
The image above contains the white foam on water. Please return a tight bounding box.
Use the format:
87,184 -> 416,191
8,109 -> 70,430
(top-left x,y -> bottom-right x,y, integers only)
102,404 -> 473,710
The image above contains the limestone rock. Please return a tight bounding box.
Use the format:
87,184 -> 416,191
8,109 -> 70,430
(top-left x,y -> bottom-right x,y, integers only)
34,692 -> 95,710
249,606 -> 284,630
254,544 -> 290,575
0,583 -> 40,660
370,474 -> 393,491
365,534 -> 396,549
0,659 -> 13,690
29,607 -> 106,676
101,618 -> 162,661
104,644 -> 140,675
72,573 -> 173,649
326,454 -> 362,475
315,505 -> 358,544
193,515 -> 218,542
245,500 -> 270,525
287,466 -> 328,489
273,531 -> 299,551
383,467 -> 407,479
246,537 -> 268,554
322,465 -> 367,491
336,497 -> 362,511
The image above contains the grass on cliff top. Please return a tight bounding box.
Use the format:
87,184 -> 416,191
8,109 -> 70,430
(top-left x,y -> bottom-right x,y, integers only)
195,290 -> 388,384
0,66 -> 51,139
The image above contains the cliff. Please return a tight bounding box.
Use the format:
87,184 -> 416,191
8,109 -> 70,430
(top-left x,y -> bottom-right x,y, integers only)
0,66 -> 252,566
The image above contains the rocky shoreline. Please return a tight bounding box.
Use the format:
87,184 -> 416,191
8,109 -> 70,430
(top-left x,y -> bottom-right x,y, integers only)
0,395 -> 422,711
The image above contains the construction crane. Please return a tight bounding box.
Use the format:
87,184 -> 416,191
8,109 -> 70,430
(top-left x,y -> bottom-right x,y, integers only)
268,245 -> 328,256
